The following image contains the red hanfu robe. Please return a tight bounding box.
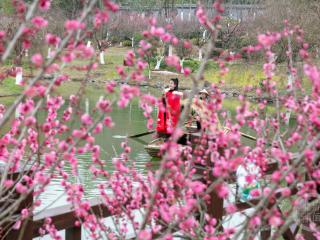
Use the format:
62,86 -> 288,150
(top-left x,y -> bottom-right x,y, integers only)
156,90 -> 181,134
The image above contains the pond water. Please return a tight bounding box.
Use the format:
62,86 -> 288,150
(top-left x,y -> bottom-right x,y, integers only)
37,99 -> 159,211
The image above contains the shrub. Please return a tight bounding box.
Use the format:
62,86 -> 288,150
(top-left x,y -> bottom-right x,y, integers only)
209,48 -> 223,58
110,35 -> 122,44
191,38 -> 200,46
205,61 -> 219,71
183,59 -> 200,72
133,33 -> 143,46
122,40 -> 132,47
159,61 -> 176,72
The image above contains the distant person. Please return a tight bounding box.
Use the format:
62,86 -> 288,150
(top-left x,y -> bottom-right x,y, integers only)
199,89 -> 209,102
156,78 -> 182,138
192,89 -> 210,130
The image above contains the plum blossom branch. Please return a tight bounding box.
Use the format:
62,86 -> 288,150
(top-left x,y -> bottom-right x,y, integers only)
1,0 -> 39,62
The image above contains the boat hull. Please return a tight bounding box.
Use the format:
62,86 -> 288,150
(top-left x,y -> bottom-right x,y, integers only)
144,138 -> 163,158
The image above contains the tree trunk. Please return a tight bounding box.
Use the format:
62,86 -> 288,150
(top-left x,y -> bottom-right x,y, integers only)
285,72 -> 293,125
202,30 -> 207,40
47,47 -> 51,59
286,35 -> 294,126
198,48 -> 203,61
168,45 -> 173,56
85,98 -> 89,115
99,51 -> 105,65
15,103 -> 21,118
180,59 -> 185,73
155,56 -> 164,70
15,67 -> 23,86
131,37 -> 134,48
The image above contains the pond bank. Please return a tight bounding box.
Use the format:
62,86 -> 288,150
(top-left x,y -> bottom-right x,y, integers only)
97,78 -> 277,104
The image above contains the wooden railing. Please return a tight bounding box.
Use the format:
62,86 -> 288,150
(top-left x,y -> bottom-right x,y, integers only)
0,160 -> 305,240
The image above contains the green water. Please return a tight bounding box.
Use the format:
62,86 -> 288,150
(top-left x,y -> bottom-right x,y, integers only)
38,100 -> 160,210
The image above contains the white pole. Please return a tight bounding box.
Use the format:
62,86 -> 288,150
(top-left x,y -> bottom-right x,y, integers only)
87,41 -> 91,48
180,11 -> 184,21
15,67 -> 23,85
99,51 -> 105,64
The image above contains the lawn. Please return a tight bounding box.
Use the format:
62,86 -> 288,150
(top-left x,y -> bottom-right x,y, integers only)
0,46 -> 312,101
204,62 -> 286,88
62,47 -> 128,82
0,77 -> 24,96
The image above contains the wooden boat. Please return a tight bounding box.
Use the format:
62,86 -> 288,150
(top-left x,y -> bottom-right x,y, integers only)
144,137 -> 190,158
144,127 -> 251,158
185,122 -> 199,133
144,138 -> 165,158
144,121 -> 199,158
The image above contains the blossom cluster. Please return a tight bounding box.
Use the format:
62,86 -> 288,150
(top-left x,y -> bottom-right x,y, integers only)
0,1 -> 319,240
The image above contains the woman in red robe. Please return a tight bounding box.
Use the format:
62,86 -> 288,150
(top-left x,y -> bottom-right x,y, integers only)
156,78 -> 182,138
